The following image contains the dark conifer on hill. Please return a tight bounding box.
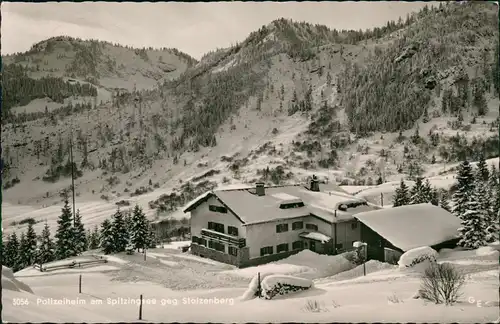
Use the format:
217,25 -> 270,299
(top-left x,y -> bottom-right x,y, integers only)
55,200 -> 77,260
393,179 -> 410,207
452,161 -> 475,219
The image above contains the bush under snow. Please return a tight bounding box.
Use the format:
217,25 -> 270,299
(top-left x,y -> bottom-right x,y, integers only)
241,272 -> 274,301
398,246 -> 438,273
260,275 -> 313,300
417,262 -> 465,305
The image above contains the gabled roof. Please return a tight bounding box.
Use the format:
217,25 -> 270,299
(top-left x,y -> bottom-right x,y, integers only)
354,203 -> 461,252
183,184 -> 379,225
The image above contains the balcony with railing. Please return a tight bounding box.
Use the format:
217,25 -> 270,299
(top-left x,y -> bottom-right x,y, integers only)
199,228 -> 246,248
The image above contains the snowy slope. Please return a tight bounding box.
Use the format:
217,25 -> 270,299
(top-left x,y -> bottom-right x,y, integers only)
2,245 -> 499,323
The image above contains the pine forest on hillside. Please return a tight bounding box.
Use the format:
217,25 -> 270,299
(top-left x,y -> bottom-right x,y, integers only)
1,2 -> 499,253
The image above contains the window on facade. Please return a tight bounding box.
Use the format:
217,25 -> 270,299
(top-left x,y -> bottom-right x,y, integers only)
208,240 -> 225,252
228,226 -> 239,236
351,222 -> 358,230
215,242 -> 225,252
200,238 -> 207,247
209,205 -> 228,213
277,243 -> 289,253
336,243 -> 343,250
276,223 -> 289,233
292,241 -> 304,250
192,236 -> 199,244
228,246 -> 238,256
260,246 -> 273,256
208,221 -> 225,233
292,221 -> 304,230
306,223 -> 318,231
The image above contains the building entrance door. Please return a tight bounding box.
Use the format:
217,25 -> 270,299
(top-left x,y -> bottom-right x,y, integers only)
309,240 -> 316,252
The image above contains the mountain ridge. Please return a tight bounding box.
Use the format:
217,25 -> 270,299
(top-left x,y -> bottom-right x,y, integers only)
1,2 -> 498,228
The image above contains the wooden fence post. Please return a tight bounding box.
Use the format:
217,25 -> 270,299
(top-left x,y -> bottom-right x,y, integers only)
139,294 -> 143,320
257,272 -> 261,298
79,274 -> 82,293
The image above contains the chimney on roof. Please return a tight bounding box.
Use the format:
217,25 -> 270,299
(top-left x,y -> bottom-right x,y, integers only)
310,174 -> 320,192
256,182 -> 265,196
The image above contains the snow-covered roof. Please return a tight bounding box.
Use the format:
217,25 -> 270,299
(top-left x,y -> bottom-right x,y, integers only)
271,192 -> 301,201
183,184 -> 379,225
354,203 -> 461,252
299,231 -> 331,243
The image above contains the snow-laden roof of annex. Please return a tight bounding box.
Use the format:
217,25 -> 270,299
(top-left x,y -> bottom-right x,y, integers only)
354,203 -> 461,252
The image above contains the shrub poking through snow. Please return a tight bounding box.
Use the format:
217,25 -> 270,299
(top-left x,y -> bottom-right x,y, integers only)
406,254 -> 437,268
260,275 -> 312,300
398,246 -> 438,273
418,262 -> 465,305
302,299 -> 329,313
387,293 -> 404,304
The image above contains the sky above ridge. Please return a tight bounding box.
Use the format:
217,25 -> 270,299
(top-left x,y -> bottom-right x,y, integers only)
2,2 -> 436,59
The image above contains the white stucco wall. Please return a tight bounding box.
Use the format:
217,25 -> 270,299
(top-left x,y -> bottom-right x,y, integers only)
334,220 -> 361,250
245,216 -> 332,259
190,196 -> 246,238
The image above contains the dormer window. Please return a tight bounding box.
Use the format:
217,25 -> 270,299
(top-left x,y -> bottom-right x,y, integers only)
338,204 -> 348,211
279,202 -> 305,209
209,205 -> 227,213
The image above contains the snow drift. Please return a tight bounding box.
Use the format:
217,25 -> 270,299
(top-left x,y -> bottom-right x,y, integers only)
226,249 -> 356,279
326,260 -> 397,282
2,266 -> 33,293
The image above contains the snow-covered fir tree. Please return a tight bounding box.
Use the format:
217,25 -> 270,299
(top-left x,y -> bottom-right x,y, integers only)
88,225 -> 100,250
492,183 -> 500,222
18,232 -> 28,269
124,211 -> 132,233
130,204 -> 149,251
486,178 -> 500,242
73,209 -> 87,254
125,235 -> 135,255
99,219 -> 115,255
111,208 -> 128,253
458,197 -> 489,249
146,224 -> 157,248
475,172 -> 491,215
489,165 -> 498,190
24,222 -> 38,266
476,155 -> 490,182
422,179 -> 433,203
55,200 -> 77,259
489,166 -> 499,217
409,177 -> 427,204
4,232 -> 20,271
393,178 -> 410,207
430,187 -> 439,206
38,222 -> 55,264
452,160 -> 475,219
439,191 -> 452,212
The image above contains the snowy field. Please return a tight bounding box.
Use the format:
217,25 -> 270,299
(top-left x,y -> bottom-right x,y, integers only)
3,244 -> 499,323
